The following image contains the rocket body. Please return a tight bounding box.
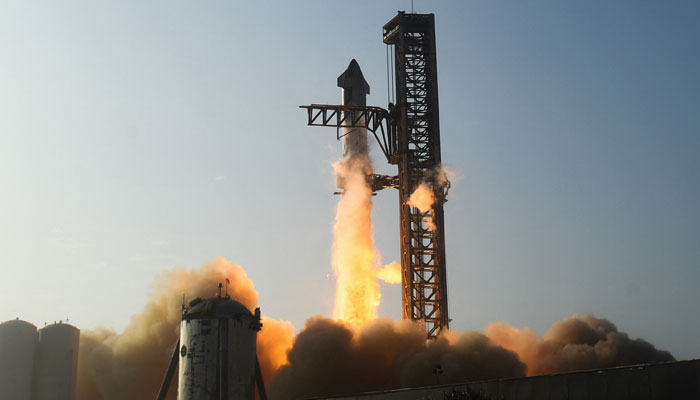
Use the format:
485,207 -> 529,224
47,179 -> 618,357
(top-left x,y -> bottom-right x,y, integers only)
336,59 -> 372,187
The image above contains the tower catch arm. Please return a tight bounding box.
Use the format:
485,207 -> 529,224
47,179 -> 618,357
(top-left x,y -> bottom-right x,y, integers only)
300,104 -> 398,164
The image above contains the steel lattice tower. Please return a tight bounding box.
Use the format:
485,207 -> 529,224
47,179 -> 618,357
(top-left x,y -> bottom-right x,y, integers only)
383,12 -> 448,338
301,12 -> 448,339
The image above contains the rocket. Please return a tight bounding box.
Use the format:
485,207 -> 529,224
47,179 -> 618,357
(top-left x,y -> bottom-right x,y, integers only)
332,59 -> 396,194
337,59 -> 371,160
338,58 -> 370,106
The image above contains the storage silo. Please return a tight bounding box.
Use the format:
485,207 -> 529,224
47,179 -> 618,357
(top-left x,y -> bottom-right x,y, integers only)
31,322 -> 80,400
177,295 -> 262,400
0,319 -> 38,400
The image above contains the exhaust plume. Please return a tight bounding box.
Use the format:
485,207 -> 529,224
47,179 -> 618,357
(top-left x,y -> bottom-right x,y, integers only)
76,257 -> 294,400
331,120 -> 401,327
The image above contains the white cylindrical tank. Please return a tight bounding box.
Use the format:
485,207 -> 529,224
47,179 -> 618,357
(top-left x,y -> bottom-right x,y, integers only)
31,322 -> 80,400
0,319 -> 38,400
177,296 -> 261,400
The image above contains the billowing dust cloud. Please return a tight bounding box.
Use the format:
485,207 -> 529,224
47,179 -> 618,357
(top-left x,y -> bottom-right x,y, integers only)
486,313 -> 674,376
269,317 -> 525,400
75,259 -> 674,400
76,257 -> 294,400
331,124 -> 399,327
269,314 -> 674,399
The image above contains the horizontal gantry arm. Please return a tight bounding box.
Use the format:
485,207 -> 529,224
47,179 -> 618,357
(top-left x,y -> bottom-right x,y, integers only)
300,104 -> 398,164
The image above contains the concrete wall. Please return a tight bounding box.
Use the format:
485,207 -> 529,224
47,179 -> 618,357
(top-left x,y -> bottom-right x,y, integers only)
315,359 -> 700,400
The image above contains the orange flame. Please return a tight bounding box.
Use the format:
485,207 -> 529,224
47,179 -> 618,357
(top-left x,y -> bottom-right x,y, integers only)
330,127 -> 401,327
331,161 -> 381,327
377,261 -> 401,284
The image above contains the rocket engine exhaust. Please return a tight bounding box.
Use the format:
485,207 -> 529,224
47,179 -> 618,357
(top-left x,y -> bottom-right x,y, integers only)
331,59 -> 399,327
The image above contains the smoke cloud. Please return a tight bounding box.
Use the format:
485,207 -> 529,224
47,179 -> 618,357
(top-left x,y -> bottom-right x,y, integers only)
74,259 -> 674,400
486,313 -> 675,376
268,317 -> 526,400
268,314 -> 675,399
76,257 -> 294,400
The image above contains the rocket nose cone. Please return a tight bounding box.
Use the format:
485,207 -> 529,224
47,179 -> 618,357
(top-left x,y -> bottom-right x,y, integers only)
337,59 -> 370,95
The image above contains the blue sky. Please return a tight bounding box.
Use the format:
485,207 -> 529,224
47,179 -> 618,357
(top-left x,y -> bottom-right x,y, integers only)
1,1 -> 698,359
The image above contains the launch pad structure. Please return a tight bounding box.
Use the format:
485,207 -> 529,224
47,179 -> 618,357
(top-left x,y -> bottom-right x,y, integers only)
301,12 -> 449,339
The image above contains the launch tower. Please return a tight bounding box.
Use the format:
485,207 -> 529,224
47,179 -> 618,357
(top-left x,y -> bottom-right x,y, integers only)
383,12 -> 448,338
302,11 -> 449,338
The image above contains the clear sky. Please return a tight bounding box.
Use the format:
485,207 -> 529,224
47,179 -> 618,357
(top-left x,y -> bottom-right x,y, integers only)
1,1 -> 698,359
